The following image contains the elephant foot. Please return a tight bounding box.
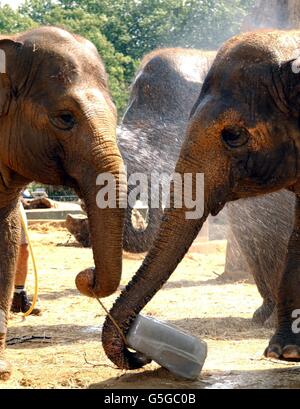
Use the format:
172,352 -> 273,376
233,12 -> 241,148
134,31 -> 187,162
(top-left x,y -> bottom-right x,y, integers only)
217,269 -> 252,282
0,356 -> 12,381
265,329 -> 300,360
252,300 -> 275,326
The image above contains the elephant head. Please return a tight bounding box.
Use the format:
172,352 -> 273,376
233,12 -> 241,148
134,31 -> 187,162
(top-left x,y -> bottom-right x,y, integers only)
122,48 -> 216,130
119,48 -> 216,253
102,30 -> 300,368
0,27 -> 126,298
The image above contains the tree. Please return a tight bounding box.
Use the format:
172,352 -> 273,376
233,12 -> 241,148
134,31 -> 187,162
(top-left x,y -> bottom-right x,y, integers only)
0,0 -> 256,113
0,4 -> 36,33
19,0 -> 135,113
0,0 -> 257,197
79,0 -> 255,57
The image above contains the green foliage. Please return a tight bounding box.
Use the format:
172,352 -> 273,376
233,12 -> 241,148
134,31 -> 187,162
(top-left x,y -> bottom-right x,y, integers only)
0,0 -> 255,195
18,0 -> 134,113
0,4 -> 37,33
0,0 -> 255,113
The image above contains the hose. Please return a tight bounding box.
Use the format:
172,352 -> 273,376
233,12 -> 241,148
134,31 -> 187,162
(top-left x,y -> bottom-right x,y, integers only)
19,207 -> 39,317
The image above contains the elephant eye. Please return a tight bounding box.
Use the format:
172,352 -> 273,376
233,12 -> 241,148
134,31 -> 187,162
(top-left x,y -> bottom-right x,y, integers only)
221,126 -> 249,148
50,111 -> 76,131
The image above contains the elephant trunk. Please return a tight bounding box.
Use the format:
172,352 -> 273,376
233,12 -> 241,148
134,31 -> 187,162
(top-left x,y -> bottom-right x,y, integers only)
102,143 -> 229,368
118,121 -> 182,254
122,184 -> 164,254
75,131 -> 127,299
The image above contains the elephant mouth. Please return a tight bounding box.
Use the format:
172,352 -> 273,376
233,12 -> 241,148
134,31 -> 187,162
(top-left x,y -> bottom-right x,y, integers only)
209,185 -> 231,216
210,202 -> 226,217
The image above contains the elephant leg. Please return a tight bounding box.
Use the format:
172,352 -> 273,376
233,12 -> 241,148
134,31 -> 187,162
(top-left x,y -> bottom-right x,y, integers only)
224,224 -> 275,325
0,201 -> 20,380
253,299 -> 276,326
250,262 -> 276,325
229,220 -> 276,325
222,227 -> 251,281
265,196 -> 300,359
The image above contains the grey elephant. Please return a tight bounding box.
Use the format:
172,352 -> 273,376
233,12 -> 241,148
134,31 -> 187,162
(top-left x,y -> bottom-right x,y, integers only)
228,191 -> 295,325
120,47 -> 216,253
100,29 -> 300,368
0,26 -> 127,380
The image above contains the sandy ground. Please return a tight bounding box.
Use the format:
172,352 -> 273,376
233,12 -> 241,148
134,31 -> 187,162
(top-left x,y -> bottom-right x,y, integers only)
1,223 -> 300,389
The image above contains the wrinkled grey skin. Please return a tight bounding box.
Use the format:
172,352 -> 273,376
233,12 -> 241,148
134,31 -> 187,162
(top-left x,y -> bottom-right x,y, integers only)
228,191 -> 295,325
0,27 -> 126,380
118,47 -> 293,326
118,48 -> 217,253
63,44 -> 293,331
102,30 -> 300,368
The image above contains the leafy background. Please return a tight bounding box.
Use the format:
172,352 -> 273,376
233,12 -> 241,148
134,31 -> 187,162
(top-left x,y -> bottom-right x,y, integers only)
0,0 -> 255,114
0,0 -> 255,196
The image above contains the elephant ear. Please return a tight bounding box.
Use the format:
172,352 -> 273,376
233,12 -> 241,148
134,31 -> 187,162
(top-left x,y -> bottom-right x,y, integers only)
291,57 -> 300,74
281,56 -> 300,112
0,39 -> 23,116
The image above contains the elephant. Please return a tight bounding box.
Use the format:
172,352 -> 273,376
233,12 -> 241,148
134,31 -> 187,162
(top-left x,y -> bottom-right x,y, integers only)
0,26 -> 127,380
227,191 -> 295,326
99,29 -> 300,369
116,46 -> 295,323
119,48 -> 217,253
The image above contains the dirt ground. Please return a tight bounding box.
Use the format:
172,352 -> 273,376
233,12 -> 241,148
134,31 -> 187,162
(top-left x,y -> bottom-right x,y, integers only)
2,222 -> 300,389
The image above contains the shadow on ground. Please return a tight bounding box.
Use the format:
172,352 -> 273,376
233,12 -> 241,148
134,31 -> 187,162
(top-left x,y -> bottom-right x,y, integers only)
38,276 -> 240,302
89,367 -> 205,389
169,317 -> 273,340
89,366 -> 300,389
162,279 -> 222,290
6,323 -> 102,348
6,314 -> 272,352
161,275 -> 254,290
38,288 -> 79,300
